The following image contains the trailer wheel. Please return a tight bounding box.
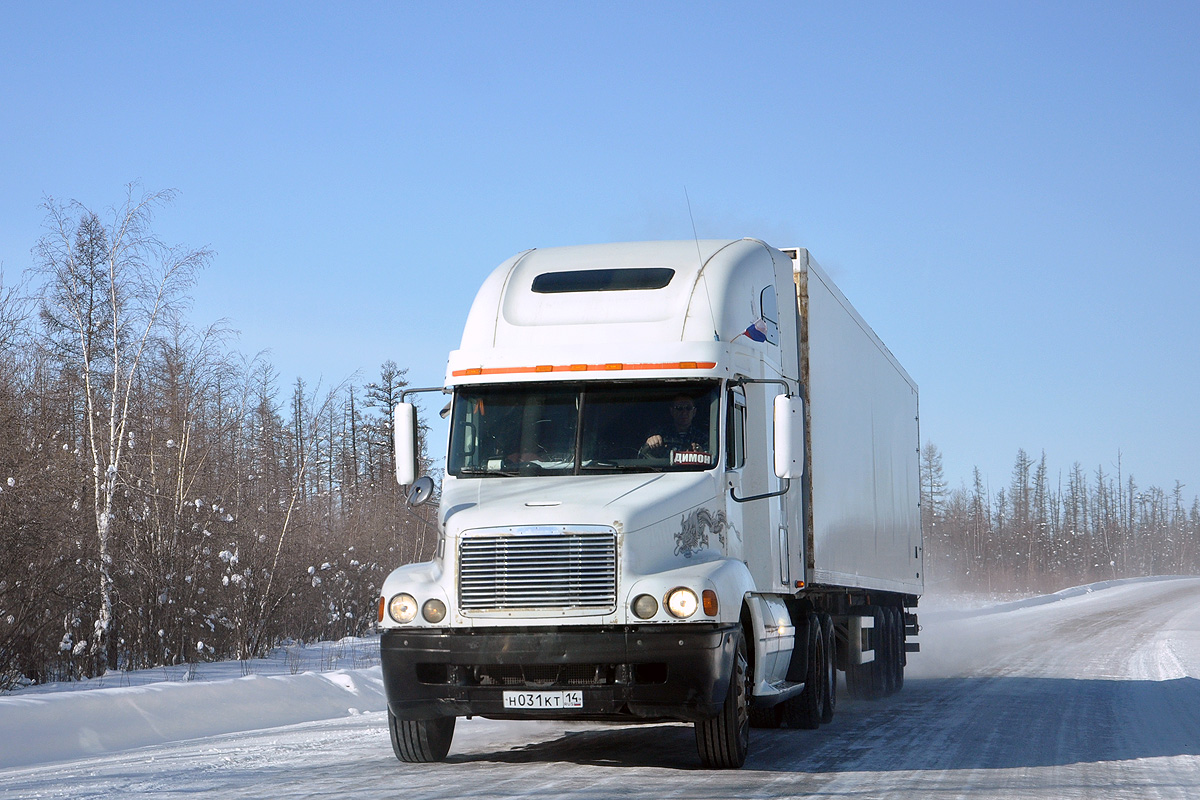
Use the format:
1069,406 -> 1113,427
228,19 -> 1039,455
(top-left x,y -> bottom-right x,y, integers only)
872,606 -> 892,697
891,606 -> 905,692
388,708 -> 456,763
845,658 -> 868,699
819,612 -> 836,723
785,614 -> 824,729
696,629 -> 750,769
878,607 -> 893,697
847,607 -> 886,700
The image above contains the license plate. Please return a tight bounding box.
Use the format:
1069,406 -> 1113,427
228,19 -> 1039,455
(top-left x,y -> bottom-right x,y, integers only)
502,690 -> 584,710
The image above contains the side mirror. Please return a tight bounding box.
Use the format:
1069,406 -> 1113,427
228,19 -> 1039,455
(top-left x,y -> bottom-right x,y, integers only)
773,394 -> 805,479
394,402 -> 420,486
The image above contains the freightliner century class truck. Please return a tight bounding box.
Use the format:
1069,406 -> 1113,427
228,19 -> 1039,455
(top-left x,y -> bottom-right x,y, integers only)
380,239 -> 922,768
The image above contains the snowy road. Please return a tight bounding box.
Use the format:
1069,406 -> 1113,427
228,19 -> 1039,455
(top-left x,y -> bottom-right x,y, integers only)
3,577 -> 1199,799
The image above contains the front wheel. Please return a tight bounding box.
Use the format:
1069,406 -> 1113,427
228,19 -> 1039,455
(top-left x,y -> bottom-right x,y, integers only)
695,629 -> 750,769
388,708 -> 456,763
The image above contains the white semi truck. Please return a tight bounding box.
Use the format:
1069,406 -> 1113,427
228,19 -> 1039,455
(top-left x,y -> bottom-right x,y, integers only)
380,239 -> 921,768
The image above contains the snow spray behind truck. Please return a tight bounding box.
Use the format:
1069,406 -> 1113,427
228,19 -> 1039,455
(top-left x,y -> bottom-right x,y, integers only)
379,239 -> 921,768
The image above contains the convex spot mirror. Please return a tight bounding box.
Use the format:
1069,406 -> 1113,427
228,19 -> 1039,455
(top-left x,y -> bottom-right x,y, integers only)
407,475 -> 435,506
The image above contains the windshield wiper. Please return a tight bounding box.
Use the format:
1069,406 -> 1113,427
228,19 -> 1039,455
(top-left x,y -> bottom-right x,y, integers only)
580,462 -> 661,473
456,466 -> 520,477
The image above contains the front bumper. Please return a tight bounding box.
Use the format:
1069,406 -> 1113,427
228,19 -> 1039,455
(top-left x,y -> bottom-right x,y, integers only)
380,624 -> 738,723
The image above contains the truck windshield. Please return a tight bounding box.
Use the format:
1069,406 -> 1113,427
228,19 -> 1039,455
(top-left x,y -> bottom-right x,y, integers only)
447,381 -> 721,477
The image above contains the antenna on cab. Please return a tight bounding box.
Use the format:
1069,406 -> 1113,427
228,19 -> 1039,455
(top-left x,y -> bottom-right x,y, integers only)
685,187 -> 720,341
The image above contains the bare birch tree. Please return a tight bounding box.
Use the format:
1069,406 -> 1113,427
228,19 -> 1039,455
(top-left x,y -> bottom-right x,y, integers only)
34,186 -> 211,675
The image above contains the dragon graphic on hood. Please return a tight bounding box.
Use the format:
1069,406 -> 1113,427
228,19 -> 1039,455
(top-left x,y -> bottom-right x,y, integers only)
674,508 -> 729,558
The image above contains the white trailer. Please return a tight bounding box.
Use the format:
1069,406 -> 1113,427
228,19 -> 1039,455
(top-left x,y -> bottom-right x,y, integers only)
381,239 -> 921,768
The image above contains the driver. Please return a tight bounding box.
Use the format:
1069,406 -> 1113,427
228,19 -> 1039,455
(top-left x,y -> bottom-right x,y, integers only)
641,394 -> 707,456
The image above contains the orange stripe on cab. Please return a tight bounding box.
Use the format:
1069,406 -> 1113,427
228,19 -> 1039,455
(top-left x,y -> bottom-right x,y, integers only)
451,361 -> 717,377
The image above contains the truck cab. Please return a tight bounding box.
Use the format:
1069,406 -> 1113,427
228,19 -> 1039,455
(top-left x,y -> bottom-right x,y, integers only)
379,239 -> 920,768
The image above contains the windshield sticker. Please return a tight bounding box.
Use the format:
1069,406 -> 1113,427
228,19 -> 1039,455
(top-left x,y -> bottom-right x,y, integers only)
670,450 -> 714,467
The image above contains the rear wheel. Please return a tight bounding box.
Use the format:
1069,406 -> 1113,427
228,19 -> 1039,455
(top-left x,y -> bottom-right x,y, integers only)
845,657 -> 869,699
696,629 -> 750,769
784,614 -> 824,729
845,611 -> 867,701
870,606 -> 889,698
388,708 -> 456,763
819,612 -> 837,723
880,607 -> 897,696
895,607 -> 907,692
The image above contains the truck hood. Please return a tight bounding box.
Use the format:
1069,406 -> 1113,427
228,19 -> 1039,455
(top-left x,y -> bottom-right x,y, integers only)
439,471 -> 722,537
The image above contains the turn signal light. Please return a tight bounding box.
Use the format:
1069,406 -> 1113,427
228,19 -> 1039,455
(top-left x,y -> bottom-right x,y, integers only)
702,589 -> 719,616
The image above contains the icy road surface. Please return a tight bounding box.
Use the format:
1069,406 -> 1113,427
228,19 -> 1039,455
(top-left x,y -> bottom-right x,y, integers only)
2,577 -> 1199,799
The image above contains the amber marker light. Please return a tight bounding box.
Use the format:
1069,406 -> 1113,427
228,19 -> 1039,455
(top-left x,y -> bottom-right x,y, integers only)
377,596 -> 385,623
702,590 -> 719,616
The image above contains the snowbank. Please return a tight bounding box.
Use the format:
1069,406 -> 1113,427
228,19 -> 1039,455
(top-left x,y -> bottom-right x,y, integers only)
923,575 -> 1198,620
0,649 -> 386,769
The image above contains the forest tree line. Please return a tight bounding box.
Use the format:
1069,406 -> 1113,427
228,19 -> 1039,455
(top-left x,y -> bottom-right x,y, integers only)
4,188 -> 1198,689
920,442 -> 1200,594
0,188 -> 436,689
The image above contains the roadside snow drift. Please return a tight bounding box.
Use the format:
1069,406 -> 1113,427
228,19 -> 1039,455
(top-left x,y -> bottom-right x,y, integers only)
0,668 -> 386,769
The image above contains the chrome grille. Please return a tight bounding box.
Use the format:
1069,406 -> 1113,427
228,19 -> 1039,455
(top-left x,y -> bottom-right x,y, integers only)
459,526 -> 617,611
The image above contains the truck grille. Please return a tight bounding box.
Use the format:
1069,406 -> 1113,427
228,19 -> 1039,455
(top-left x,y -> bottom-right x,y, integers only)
458,526 -> 617,611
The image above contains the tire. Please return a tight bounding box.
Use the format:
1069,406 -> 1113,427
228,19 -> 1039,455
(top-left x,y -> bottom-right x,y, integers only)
878,607 -> 893,697
819,612 -> 836,723
893,606 -> 905,693
870,606 -> 888,699
845,658 -> 869,700
388,708 -> 456,763
696,629 -> 750,769
844,610 -> 865,700
784,614 -> 824,729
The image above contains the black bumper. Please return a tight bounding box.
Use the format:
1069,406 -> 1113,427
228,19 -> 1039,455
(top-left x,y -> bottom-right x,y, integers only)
380,624 -> 739,723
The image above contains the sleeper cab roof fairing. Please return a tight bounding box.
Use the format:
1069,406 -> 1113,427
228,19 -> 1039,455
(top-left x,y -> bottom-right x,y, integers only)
448,239 -> 792,385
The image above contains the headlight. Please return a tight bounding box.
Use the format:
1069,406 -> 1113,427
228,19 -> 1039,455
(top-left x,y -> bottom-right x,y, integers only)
631,594 -> 659,620
388,593 -> 418,624
665,587 -> 699,619
422,598 -> 447,623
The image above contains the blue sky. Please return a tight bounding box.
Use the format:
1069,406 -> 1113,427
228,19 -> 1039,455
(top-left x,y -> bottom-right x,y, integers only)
2,2 -> 1198,498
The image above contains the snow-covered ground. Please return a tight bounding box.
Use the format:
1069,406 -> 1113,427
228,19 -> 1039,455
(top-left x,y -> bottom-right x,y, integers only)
0,637 -> 386,770
2,577 -> 1199,798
